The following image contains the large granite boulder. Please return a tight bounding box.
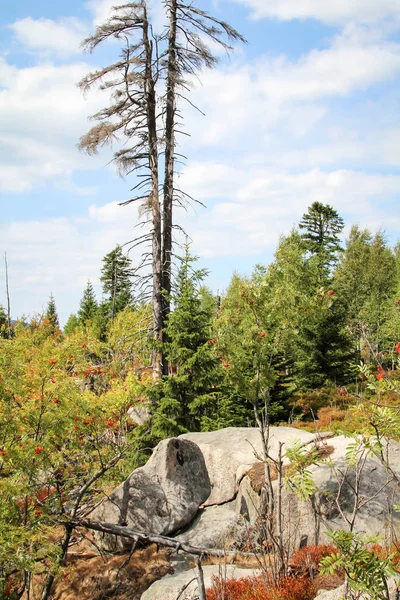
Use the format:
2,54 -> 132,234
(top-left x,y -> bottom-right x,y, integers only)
237,435 -> 400,547
180,427 -> 321,506
90,437 -> 210,551
174,500 -> 244,549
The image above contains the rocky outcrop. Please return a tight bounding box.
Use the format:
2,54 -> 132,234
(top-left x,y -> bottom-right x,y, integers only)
236,435 -> 400,547
90,437 -> 210,551
174,500 -> 244,549
85,427 -> 400,598
180,427 -> 320,506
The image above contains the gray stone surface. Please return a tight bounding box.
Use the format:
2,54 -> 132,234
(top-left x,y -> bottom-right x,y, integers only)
174,500 -> 244,549
315,585 -> 346,600
90,437 -> 210,551
127,404 -> 151,426
180,427 -> 319,506
316,577 -> 400,600
141,565 -> 260,600
234,435 -> 400,548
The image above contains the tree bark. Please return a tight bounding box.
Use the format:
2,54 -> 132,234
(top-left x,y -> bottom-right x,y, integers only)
161,0 -> 178,375
195,556 -> 206,600
143,6 -> 163,379
71,518 -> 256,559
4,252 -> 11,338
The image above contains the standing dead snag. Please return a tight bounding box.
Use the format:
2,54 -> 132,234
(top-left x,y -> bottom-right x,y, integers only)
160,0 -> 246,362
78,1 -> 164,378
78,1 -> 245,378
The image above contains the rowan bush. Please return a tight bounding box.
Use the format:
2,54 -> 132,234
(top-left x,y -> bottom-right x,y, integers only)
290,544 -> 337,573
206,574 -> 315,600
370,543 -> 400,570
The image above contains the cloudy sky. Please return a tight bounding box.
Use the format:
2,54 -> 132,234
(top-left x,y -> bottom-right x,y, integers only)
1,0 -> 400,324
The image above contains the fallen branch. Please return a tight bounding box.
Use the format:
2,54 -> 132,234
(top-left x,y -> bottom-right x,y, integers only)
70,518 -> 257,559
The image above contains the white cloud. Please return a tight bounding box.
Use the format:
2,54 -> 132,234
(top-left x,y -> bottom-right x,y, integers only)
180,164 -> 400,258
9,17 -> 88,57
2,165 -> 400,324
182,30 -> 400,152
86,0 -> 166,32
0,60 -> 109,192
233,0 -> 400,26
89,201 -> 126,222
0,202 -> 142,325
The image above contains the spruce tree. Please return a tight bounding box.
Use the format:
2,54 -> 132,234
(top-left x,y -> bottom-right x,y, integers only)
150,245 -> 222,438
100,245 -> 134,319
45,294 -> 59,331
78,280 -> 98,324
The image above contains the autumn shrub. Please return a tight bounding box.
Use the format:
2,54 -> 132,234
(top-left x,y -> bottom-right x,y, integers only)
370,543 -> 400,570
206,574 -> 315,600
290,544 -> 337,574
317,406 -> 347,429
290,387 -> 353,418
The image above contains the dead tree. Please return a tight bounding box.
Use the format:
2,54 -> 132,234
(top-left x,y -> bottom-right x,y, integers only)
78,1 -> 164,377
78,1 -> 245,377
160,0 -> 246,354
4,252 -> 11,338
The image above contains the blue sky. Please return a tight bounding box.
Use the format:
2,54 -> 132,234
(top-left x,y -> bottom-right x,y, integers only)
1,0 -> 400,325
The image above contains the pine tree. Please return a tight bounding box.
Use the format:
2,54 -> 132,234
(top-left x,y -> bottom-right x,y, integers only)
150,245 -> 222,438
78,281 -> 98,324
100,245 -> 134,319
45,294 -> 59,331
299,202 -> 344,280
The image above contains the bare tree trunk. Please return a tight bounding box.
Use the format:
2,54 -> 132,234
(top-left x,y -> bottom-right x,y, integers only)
41,524 -> 73,600
161,0 -> 177,375
195,556 -> 206,600
4,252 -> 11,338
143,7 -> 163,379
276,442 -> 286,576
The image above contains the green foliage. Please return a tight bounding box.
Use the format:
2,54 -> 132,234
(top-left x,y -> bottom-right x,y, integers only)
294,286 -> 353,390
284,440 -> 317,499
334,226 -> 372,332
78,280 -> 98,323
320,531 -> 396,600
0,304 -> 7,338
149,246 -> 223,438
299,201 -> 344,279
215,270 -> 285,425
0,317 -> 147,594
63,313 -> 79,335
100,245 -> 135,319
45,294 -> 59,332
